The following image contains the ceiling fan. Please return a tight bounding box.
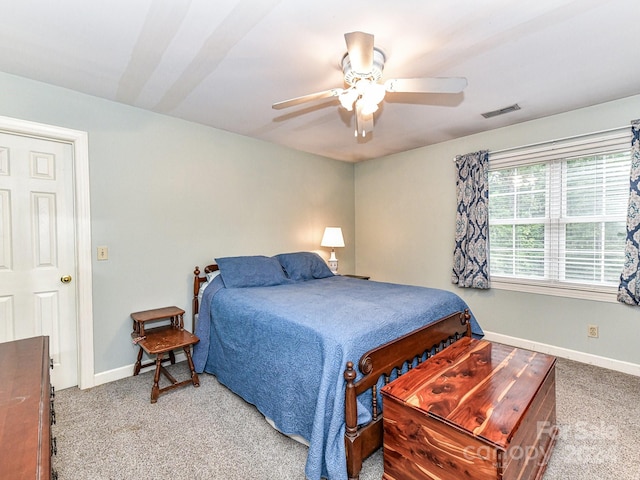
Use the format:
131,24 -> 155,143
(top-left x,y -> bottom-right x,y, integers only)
272,31 -> 468,138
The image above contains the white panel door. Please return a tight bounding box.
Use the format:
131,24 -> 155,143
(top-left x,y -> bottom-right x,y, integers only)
0,132 -> 78,389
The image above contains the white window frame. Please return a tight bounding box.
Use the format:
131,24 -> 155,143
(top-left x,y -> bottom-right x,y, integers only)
488,127 -> 631,303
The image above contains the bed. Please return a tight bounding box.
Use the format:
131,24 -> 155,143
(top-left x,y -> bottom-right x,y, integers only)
191,253 -> 483,480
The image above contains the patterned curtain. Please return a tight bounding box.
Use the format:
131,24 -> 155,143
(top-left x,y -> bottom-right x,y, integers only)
452,150 -> 490,289
618,120 -> 640,305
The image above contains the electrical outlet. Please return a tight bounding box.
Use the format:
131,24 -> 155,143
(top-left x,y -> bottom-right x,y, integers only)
587,324 -> 599,338
97,246 -> 109,261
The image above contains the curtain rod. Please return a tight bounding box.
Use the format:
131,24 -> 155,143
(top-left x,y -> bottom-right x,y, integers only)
452,124 -> 630,162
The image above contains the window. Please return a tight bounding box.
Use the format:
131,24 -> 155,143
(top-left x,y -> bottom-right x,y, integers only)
488,128 -> 631,300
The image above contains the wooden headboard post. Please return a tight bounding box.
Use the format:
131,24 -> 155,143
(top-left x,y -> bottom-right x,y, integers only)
192,264 -> 220,329
192,266 -> 202,326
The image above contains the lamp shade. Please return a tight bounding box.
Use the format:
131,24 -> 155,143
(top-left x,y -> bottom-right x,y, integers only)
320,227 -> 345,248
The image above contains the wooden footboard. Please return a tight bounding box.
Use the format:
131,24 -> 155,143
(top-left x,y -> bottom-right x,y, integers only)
343,309 -> 472,480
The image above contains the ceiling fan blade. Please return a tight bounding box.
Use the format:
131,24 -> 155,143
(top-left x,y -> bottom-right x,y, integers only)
272,88 -> 343,110
355,101 -> 374,138
384,77 -> 468,94
344,31 -> 374,73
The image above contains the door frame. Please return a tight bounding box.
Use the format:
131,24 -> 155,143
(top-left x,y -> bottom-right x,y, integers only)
0,114 -> 94,389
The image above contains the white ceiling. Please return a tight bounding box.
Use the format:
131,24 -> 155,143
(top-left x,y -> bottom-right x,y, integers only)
2,0 -> 638,162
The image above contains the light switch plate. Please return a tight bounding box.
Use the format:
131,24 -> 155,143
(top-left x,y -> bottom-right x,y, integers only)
97,246 -> 108,261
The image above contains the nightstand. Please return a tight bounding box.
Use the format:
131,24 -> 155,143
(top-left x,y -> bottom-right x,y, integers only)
131,306 -> 200,403
343,274 -> 370,280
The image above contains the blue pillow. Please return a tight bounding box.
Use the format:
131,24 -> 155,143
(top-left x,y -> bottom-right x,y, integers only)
215,255 -> 289,288
275,252 -> 334,281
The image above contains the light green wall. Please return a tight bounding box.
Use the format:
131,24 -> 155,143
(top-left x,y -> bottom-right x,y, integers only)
0,72 -> 355,374
4,67 -> 639,376
355,95 -> 640,366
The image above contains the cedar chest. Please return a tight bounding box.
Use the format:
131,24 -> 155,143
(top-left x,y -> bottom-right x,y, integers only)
380,338 -> 558,480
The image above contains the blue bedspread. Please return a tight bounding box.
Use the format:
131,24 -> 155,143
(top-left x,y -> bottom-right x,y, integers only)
193,275 -> 482,480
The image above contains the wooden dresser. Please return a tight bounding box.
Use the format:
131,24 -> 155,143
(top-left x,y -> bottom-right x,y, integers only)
0,336 -> 56,479
381,338 -> 557,480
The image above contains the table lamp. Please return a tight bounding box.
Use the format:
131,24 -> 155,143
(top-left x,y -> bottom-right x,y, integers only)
321,227 -> 345,273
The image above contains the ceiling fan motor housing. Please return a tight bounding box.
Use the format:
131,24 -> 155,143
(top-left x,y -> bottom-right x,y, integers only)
342,47 -> 385,86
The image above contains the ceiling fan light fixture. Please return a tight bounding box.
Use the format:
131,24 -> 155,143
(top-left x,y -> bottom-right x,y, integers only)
364,82 -> 386,105
341,80 -> 386,115
359,100 -> 378,116
339,88 -> 358,111
358,88 -> 382,115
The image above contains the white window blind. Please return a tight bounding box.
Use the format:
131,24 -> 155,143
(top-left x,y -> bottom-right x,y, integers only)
488,127 -> 631,298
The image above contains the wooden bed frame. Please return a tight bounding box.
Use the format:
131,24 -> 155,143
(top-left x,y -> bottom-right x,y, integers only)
192,265 -> 472,480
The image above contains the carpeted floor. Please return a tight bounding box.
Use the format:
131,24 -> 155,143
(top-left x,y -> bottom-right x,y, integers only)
52,357 -> 640,479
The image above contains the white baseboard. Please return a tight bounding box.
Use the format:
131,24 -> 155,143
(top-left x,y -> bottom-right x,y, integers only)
93,351 -> 187,387
482,331 -> 640,377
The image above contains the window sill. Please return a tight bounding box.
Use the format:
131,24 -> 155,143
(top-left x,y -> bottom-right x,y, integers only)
490,277 -> 619,303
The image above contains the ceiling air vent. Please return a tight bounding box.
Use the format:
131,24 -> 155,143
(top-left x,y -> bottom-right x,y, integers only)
481,103 -> 521,119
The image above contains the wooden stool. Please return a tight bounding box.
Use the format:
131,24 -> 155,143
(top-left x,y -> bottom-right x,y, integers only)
131,306 -> 200,403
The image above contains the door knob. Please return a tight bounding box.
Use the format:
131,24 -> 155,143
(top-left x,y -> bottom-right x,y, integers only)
60,275 -> 72,284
